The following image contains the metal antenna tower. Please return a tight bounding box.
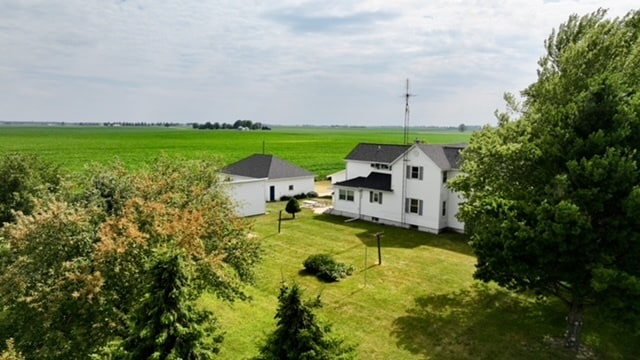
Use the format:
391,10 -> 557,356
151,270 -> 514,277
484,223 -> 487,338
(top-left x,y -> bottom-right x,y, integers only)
403,78 -> 415,144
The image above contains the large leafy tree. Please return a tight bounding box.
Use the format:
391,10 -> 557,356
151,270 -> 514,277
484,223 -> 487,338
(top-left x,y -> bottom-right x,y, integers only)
0,156 -> 261,359
0,153 -> 62,226
450,9 -> 640,351
255,283 -> 355,360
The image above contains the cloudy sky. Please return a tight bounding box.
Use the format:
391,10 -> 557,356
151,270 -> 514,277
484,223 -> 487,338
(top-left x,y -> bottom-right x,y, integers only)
0,1 -> 636,126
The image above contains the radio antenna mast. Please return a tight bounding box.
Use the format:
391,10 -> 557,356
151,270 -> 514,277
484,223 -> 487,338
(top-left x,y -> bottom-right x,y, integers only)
403,79 -> 415,144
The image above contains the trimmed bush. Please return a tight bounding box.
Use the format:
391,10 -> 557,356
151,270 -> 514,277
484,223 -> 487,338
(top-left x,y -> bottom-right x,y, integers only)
293,192 -> 308,200
303,254 -> 355,282
306,191 -> 319,198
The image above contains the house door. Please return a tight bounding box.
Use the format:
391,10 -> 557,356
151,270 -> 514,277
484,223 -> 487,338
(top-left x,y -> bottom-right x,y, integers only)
269,186 -> 275,202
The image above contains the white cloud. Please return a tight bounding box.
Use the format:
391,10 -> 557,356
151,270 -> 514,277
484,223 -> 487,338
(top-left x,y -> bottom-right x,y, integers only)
0,0 -> 637,125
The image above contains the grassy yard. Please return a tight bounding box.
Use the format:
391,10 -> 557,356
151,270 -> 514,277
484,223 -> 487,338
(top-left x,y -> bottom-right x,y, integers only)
201,202 -> 638,359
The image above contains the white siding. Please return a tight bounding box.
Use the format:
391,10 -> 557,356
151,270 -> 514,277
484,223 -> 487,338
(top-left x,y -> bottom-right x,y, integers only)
331,144 -> 466,234
266,176 -> 315,201
446,170 -> 465,232
225,178 -> 267,217
328,170 -> 346,184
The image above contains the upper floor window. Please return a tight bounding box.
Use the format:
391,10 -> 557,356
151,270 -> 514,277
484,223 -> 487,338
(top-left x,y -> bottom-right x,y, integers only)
369,191 -> 383,204
405,198 -> 423,215
407,166 -> 423,180
339,189 -> 355,201
442,171 -> 448,184
289,185 -> 294,191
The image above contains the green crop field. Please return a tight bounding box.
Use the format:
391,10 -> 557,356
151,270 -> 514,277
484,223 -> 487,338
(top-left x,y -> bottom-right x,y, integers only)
0,125 -> 471,178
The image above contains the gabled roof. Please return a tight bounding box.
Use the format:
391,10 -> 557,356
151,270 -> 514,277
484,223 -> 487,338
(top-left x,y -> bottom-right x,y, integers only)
345,143 -> 410,163
334,172 -> 392,191
416,143 -> 465,170
222,154 -> 315,179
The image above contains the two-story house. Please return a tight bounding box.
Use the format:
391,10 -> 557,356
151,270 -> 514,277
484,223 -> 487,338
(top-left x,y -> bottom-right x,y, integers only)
330,142 -> 465,233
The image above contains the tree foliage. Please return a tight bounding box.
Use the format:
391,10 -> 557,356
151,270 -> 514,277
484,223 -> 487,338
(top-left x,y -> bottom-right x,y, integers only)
255,283 -> 355,360
0,156 -> 261,359
108,247 -> 222,359
285,198 -> 301,218
0,153 -> 62,226
449,9 -> 640,351
0,339 -> 25,360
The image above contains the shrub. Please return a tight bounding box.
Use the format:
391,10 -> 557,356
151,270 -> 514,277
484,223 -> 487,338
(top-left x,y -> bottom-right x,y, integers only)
285,198 -> 301,218
303,254 -> 355,282
306,191 -> 318,198
293,192 -> 308,200
279,195 -> 291,201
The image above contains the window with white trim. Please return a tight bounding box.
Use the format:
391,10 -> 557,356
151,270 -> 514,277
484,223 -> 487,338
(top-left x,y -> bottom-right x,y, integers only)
442,171 -> 448,184
369,191 -> 383,204
442,201 -> 447,216
407,165 -> 423,180
339,189 -> 355,201
370,163 -> 390,170
405,198 -> 423,215
289,185 -> 294,191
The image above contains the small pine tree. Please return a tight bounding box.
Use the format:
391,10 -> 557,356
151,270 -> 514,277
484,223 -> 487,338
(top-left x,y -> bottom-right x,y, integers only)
255,283 -> 356,360
285,198 -> 301,219
116,247 -> 222,359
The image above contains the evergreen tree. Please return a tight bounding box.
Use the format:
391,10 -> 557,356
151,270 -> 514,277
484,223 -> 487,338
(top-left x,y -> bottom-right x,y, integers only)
255,283 -> 355,360
285,198 -> 301,219
117,247 -> 222,359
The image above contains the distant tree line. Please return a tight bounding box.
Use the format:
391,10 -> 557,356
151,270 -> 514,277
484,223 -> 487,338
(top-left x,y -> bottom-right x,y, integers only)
103,122 -> 182,127
193,119 -> 271,130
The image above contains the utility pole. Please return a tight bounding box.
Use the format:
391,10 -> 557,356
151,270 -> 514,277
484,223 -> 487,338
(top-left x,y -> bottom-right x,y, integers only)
375,232 -> 384,265
401,79 -> 415,225
403,78 -> 415,145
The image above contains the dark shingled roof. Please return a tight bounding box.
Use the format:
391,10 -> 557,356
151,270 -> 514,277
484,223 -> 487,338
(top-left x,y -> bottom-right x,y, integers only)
222,154 -> 315,179
345,143 -> 410,163
416,143 -> 465,170
334,172 -> 392,191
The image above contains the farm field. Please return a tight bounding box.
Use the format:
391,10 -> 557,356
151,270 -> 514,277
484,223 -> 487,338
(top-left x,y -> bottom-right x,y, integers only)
202,202 -> 638,360
0,125 -> 471,178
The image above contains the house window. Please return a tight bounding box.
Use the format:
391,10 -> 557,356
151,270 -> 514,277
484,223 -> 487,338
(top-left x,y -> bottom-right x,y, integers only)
442,201 -> 447,216
369,191 -> 383,204
289,185 -> 294,191
442,171 -> 448,184
405,198 -> 423,215
407,166 -> 423,180
370,163 -> 390,170
339,189 -> 354,201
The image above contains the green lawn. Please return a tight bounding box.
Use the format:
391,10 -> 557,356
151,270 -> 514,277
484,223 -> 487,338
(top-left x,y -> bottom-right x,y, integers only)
202,202 -> 638,360
0,126 -> 471,178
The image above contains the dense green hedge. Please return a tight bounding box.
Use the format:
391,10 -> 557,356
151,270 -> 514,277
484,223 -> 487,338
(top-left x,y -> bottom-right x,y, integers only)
303,254 -> 354,282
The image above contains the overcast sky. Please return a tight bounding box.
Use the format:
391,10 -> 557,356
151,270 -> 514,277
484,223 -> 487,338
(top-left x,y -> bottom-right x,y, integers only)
0,1 -> 636,127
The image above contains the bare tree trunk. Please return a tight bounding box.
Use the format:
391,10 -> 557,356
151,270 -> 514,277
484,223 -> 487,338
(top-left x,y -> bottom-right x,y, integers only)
564,302 -> 584,352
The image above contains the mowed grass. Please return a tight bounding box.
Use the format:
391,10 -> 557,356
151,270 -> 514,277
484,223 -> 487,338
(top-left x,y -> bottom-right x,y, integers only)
0,126 -> 470,178
201,202 -> 638,360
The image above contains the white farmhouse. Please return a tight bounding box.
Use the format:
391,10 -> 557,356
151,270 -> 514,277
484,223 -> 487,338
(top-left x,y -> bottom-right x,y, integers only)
330,142 -> 465,233
222,154 -> 316,203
